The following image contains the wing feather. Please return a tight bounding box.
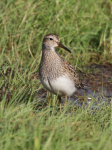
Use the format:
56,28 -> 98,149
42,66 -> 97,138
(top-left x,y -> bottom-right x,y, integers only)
63,60 -> 87,90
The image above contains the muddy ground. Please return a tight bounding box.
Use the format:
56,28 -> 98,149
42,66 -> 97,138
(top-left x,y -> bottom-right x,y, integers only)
37,64 -> 112,106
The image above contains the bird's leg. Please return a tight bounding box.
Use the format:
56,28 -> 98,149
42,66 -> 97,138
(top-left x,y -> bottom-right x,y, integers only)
64,95 -> 67,105
58,96 -> 61,111
47,92 -> 51,105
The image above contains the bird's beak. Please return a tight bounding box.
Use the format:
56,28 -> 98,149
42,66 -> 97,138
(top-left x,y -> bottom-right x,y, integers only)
58,43 -> 71,53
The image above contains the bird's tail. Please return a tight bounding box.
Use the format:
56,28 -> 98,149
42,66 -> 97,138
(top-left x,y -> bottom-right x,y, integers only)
77,82 -> 90,91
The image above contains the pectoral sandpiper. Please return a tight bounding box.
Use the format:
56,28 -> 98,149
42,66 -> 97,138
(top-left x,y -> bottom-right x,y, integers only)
39,34 -> 86,107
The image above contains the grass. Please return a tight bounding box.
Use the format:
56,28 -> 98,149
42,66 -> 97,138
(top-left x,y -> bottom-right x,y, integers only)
0,0 -> 112,149
0,98 -> 111,150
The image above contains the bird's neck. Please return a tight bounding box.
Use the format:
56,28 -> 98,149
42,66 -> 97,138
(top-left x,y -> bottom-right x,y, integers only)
41,44 -> 61,62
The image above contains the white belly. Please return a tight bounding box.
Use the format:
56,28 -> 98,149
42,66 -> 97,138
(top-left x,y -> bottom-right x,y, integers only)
40,76 -> 77,96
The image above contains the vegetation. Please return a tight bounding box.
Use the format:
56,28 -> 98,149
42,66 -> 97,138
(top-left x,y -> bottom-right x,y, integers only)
0,0 -> 111,149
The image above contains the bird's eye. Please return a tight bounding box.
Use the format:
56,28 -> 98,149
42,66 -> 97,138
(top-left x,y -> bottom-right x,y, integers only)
50,38 -> 53,41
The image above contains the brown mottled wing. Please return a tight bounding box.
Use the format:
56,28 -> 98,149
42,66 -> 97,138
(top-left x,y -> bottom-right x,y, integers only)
63,60 -> 86,90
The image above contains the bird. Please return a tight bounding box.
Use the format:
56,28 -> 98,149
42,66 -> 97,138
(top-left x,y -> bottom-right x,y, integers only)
39,34 -> 86,108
